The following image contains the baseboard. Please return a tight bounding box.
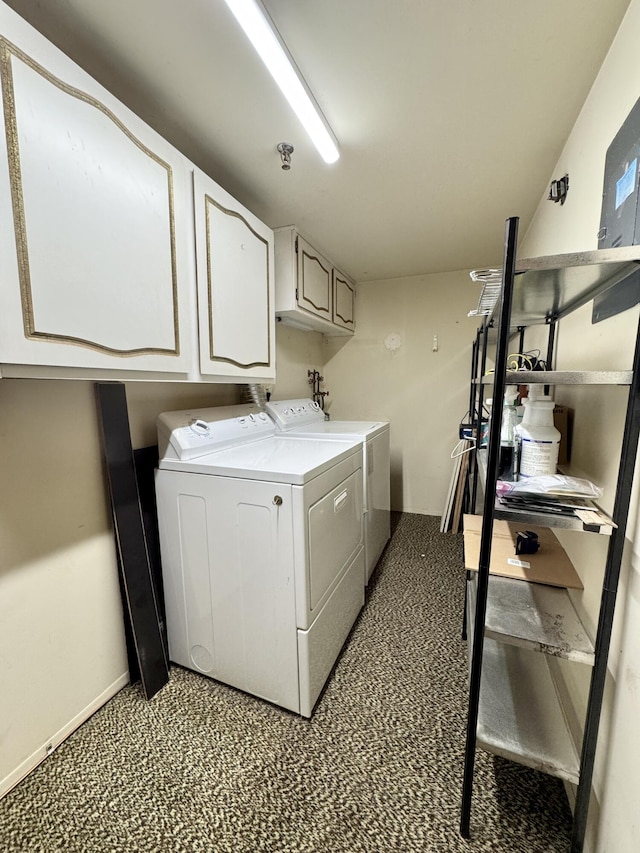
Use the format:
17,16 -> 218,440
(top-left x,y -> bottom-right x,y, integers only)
0,671 -> 130,800
564,778 -> 577,812
563,781 -> 599,853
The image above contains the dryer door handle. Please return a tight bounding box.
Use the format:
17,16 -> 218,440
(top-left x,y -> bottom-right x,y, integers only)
334,489 -> 349,512
272,495 -> 283,506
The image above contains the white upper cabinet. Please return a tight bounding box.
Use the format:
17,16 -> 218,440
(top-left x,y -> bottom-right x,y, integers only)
274,226 -> 355,336
0,14 -> 195,377
0,5 -> 276,383
193,169 -> 275,382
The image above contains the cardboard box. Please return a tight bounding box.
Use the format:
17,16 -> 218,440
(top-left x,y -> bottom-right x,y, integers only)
463,514 -> 583,589
553,405 -> 572,466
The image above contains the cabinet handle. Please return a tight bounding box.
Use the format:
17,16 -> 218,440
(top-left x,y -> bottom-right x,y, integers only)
273,495 -> 283,506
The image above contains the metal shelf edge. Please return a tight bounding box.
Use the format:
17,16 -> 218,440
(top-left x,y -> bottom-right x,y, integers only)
476,639 -> 581,784
478,371 -> 632,386
475,450 -> 614,535
468,573 -> 595,665
493,505 -> 613,535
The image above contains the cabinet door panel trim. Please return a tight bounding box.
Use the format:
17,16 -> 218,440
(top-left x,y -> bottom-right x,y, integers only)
333,273 -> 355,328
0,38 -> 180,357
299,245 -> 331,315
204,194 -> 271,368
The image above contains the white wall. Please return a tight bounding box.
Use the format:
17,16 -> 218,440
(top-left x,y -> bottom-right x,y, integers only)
270,323 -> 325,401
0,377 -> 242,797
0,379 -> 127,796
323,271 -> 478,514
516,2 -> 640,850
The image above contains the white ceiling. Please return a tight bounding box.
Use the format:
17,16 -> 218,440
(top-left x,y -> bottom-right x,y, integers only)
2,0 -> 632,281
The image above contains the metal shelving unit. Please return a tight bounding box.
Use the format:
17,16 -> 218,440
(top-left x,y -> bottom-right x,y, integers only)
460,218 -> 640,853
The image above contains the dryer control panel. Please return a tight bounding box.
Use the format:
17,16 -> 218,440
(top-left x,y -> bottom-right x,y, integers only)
157,405 -> 274,460
266,398 -> 325,431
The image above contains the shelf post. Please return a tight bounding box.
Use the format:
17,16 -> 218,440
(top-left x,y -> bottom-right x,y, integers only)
570,308 -> 640,853
470,326 -> 488,513
460,216 -> 519,837
465,331 -> 481,515
546,317 -> 557,369
469,331 -> 480,424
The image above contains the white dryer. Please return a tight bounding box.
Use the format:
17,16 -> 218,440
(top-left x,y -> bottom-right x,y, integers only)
265,399 -> 390,582
155,405 -> 364,717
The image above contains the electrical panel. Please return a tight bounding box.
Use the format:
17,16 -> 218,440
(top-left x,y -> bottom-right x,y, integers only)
598,96 -> 640,249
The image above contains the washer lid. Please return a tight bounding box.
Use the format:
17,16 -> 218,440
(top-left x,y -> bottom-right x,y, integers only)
157,435 -> 362,484
266,399 -> 389,439
276,420 -> 389,440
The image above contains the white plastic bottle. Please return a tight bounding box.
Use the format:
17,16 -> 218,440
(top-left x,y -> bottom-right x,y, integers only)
516,394 -> 561,478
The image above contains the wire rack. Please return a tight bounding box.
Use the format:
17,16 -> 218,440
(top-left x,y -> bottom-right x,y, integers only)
468,269 -> 502,317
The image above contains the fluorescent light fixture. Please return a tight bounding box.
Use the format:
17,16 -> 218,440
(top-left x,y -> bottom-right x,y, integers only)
224,0 -> 339,164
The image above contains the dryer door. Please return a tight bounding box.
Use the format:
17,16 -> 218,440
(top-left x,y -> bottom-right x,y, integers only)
293,452 -> 363,630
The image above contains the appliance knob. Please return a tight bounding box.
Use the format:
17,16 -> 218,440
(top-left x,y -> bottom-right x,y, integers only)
272,495 -> 283,506
189,419 -> 210,436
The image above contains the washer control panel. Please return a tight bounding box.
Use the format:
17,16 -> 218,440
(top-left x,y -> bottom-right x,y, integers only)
158,406 -> 274,460
265,399 -> 326,431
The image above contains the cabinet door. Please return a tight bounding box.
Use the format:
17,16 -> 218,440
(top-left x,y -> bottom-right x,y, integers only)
332,269 -> 356,332
0,24 -> 194,375
296,235 -> 332,322
193,169 -> 275,381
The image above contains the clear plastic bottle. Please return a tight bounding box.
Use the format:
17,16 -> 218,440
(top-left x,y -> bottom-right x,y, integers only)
498,387 -> 519,480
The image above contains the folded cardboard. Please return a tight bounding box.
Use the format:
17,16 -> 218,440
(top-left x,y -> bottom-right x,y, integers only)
553,404 -> 572,466
463,514 -> 583,589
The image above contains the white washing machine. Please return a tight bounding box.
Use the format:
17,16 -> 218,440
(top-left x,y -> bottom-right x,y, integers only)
154,405 -> 364,717
265,399 -> 390,582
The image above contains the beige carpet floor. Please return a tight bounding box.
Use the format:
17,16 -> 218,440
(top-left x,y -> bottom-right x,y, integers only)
0,513 -> 572,852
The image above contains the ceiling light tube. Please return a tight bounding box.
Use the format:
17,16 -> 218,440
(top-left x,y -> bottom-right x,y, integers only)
224,0 -> 339,164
